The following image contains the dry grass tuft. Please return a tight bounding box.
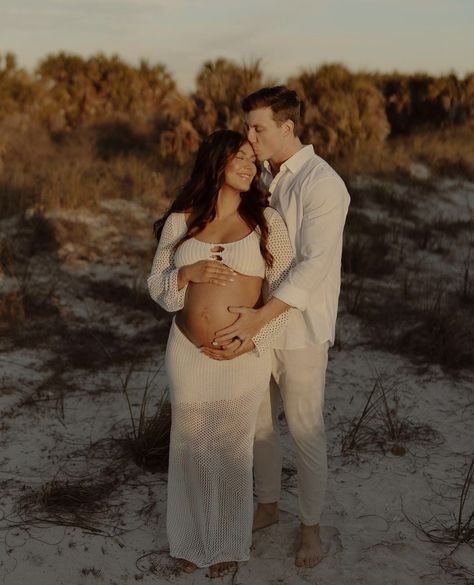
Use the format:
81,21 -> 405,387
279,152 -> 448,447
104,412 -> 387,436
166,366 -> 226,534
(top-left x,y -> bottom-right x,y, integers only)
0,290 -> 27,328
0,243 -> 59,332
121,396 -> 171,473
409,457 -> 473,559
116,362 -> 171,473
0,125 -> 169,217
340,373 -> 442,456
15,476 -> 119,534
337,125 -> 474,180
344,273 -> 474,372
22,210 -> 58,253
399,305 -> 474,371
54,326 -> 143,369
87,278 -> 167,318
342,208 -> 397,279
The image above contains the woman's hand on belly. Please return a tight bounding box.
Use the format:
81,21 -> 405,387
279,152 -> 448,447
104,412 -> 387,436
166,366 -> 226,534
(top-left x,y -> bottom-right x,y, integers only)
200,336 -> 255,360
179,260 -> 235,288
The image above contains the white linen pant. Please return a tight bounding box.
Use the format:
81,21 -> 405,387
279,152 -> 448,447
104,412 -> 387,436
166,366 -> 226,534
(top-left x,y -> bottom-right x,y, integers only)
253,342 -> 329,525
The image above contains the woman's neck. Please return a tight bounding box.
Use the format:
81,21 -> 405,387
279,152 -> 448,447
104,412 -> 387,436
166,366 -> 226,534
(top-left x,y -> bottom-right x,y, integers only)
215,186 -> 241,219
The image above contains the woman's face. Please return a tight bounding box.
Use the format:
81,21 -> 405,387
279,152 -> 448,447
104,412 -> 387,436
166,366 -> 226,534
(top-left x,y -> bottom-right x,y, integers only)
223,141 -> 257,193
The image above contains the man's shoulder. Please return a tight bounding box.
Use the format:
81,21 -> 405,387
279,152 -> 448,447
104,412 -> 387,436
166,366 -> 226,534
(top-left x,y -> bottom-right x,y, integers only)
296,154 -> 350,205
298,153 -> 343,185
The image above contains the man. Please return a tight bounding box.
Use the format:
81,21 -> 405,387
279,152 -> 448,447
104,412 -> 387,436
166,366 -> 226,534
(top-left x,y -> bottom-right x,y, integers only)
202,86 -> 350,568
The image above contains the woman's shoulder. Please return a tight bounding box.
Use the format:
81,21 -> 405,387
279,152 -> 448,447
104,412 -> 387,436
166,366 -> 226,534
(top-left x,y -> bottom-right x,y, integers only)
171,210 -> 192,226
263,205 -> 285,224
165,211 -> 188,226
159,211 -> 188,239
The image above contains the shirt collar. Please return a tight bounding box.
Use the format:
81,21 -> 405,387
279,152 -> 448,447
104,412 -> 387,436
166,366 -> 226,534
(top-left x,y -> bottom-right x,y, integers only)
262,144 -> 315,176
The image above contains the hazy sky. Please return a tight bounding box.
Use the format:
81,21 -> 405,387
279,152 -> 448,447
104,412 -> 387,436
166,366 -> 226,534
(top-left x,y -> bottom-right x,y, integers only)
1,0 -> 473,91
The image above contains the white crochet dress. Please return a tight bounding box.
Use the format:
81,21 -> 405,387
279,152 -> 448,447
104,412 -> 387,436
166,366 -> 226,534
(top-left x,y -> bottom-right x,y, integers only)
148,207 -> 294,567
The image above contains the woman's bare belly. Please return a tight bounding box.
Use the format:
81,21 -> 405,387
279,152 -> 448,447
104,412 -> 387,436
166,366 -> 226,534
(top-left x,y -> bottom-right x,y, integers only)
175,272 -> 263,348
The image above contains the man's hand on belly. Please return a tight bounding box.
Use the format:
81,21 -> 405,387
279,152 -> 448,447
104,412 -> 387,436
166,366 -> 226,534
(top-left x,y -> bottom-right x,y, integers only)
200,337 -> 255,360
213,298 -> 291,347
212,306 -> 263,346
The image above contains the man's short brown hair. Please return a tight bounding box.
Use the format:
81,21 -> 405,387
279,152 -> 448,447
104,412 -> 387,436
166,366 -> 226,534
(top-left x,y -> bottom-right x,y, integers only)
241,86 -> 301,134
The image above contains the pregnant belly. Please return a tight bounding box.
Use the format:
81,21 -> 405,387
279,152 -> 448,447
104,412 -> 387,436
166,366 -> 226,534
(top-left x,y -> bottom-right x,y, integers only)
176,275 -> 263,348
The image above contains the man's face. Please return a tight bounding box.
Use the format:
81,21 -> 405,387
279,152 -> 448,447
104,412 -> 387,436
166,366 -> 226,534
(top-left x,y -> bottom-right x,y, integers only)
244,107 -> 287,163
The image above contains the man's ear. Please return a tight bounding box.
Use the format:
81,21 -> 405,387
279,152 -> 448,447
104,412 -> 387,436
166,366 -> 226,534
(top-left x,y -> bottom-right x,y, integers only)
284,119 -> 294,136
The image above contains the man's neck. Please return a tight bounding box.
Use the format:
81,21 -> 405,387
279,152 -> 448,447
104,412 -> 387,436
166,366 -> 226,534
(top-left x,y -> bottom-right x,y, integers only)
269,138 -> 304,175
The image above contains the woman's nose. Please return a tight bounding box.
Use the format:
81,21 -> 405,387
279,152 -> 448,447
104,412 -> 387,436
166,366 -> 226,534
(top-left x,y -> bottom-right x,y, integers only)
244,158 -> 254,168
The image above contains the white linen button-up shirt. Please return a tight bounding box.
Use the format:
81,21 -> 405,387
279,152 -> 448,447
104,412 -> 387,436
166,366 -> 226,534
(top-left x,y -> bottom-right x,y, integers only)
262,144 -> 350,349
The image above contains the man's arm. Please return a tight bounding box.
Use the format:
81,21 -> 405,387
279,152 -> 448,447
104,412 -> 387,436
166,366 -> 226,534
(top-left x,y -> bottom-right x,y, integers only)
272,175 -> 350,311
211,175 -> 350,346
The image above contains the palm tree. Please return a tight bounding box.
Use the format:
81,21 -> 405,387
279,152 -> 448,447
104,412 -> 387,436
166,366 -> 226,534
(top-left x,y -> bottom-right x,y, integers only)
194,58 -> 266,131
0,52 -> 36,118
289,64 -> 389,158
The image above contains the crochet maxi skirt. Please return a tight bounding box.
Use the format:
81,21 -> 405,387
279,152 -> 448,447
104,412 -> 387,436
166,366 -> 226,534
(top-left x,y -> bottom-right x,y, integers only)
164,317 -> 272,567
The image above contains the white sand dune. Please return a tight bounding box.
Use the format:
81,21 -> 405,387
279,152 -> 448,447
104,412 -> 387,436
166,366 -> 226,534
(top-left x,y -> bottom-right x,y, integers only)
0,177 -> 472,585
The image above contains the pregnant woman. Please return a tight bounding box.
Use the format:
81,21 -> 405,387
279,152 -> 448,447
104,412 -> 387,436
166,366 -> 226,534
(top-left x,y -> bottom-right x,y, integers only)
148,130 -> 294,578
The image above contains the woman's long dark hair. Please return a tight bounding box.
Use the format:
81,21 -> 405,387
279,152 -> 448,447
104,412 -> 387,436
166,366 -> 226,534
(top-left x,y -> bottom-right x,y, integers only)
154,129 -> 274,267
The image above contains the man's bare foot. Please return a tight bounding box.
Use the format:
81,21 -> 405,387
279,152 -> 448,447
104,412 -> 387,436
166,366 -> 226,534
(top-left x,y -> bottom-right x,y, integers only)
177,558 -> 198,573
295,523 -> 321,568
252,502 -> 279,532
209,561 -> 237,578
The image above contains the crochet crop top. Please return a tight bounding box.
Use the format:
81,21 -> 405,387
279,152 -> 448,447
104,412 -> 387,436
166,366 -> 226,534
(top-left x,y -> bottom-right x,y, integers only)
173,218 -> 266,278
148,206 -> 296,355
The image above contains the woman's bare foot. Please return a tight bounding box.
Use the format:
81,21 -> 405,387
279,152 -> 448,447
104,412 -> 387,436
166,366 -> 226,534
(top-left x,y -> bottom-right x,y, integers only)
252,502 -> 279,532
177,558 -> 198,573
209,561 -> 237,578
295,523 -> 321,568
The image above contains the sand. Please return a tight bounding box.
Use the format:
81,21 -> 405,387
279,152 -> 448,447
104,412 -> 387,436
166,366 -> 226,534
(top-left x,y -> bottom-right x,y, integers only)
1,176 -> 473,585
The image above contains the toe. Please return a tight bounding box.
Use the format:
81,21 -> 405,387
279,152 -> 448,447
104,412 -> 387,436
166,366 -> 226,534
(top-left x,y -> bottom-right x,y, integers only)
177,559 -> 196,573
220,563 -> 229,576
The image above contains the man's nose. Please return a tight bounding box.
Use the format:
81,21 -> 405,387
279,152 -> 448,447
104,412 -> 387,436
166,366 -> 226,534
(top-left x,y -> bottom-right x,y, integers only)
247,127 -> 256,143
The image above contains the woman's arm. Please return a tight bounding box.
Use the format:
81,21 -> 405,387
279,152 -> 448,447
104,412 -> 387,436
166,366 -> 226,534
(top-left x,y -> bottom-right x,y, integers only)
148,214 -> 236,312
202,208 -> 295,359
250,208 -> 295,355
147,214 -> 188,312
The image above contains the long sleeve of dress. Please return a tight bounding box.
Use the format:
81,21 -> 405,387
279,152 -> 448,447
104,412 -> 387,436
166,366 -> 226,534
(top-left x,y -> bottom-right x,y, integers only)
147,214 -> 188,313
251,208 -> 296,356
